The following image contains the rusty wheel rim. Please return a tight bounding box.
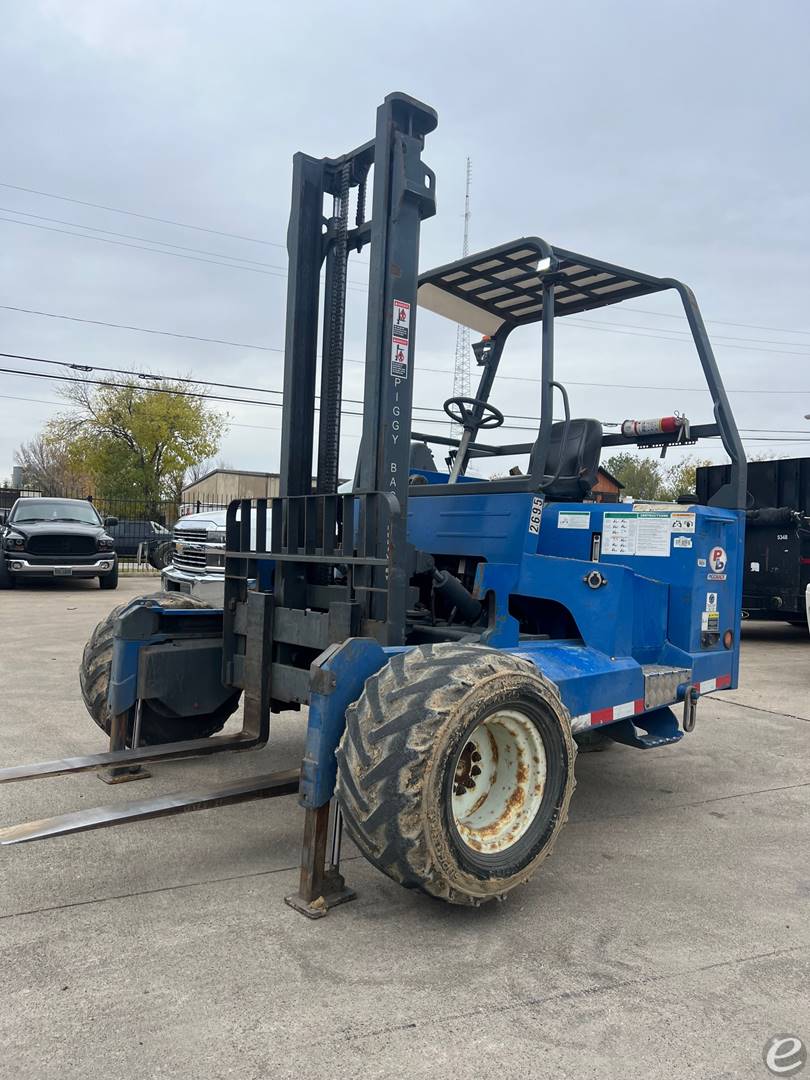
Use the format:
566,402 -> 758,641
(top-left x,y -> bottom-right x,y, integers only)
451,708 -> 547,855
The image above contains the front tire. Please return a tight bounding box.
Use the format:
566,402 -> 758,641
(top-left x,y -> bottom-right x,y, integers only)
335,643 -> 576,907
0,558 -> 14,590
80,591 -> 241,745
99,560 -> 119,589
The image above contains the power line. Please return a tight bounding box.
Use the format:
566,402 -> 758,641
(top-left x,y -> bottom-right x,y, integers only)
565,316 -> 810,353
0,212 -> 371,289
0,391 -> 362,441
0,350 -> 448,418
3,180 -> 807,339
0,363 -> 540,434
624,306 -> 810,337
0,206 -> 290,269
3,364 -> 810,442
5,296 -> 810,389
0,349 -> 575,425
0,180 -> 283,248
0,304 -> 283,352
563,318 -> 810,358
8,301 -> 810,395
0,214 -> 291,278
4,388 -> 810,452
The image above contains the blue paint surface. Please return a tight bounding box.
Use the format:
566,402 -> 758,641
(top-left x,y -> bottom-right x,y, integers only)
112,480 -> 744,807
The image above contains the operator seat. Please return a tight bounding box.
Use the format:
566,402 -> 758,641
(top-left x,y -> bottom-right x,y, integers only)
528,418 -> 603,500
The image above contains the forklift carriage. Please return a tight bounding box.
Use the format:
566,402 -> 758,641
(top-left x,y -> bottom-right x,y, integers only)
0,92 -> 747,916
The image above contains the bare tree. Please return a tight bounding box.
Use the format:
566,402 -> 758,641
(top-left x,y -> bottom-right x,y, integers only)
14,434 -> 89,494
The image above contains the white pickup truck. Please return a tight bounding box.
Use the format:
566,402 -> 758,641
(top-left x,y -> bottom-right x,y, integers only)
161,508 -> 230,604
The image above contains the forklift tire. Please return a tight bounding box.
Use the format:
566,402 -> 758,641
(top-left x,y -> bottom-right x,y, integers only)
335,643 -> 576,907
79,592 -> 241,746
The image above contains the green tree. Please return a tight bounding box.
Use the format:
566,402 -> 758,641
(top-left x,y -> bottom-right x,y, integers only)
604,452 -> 714,502
603,452 -> 664,501
659,457 -> 713,502
48,376 -> 227,516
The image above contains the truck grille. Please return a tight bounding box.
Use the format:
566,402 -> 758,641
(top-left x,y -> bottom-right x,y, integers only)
172,528 -> 224,572
26,535 -> 96,556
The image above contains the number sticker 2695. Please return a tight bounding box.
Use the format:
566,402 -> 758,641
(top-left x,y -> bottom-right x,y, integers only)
528,496 -> 544,535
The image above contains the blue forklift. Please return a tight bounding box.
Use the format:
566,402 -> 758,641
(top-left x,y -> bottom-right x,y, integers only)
0,93 -> 747,916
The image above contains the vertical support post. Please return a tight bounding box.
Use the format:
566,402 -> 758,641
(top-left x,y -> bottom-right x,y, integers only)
355,94 -> 437,642
529,280 -> 557,487
448,330 -> 508,481
667,280 -> 747,509
278,153 -> 326,502
316,163 -> 351,495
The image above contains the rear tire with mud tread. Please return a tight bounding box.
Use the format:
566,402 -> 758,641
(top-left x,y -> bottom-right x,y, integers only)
80,591 -> 240,745
335,643 -> 576,907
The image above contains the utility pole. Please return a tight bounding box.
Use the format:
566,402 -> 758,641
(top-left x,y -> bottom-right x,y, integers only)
450,158 -> 472,437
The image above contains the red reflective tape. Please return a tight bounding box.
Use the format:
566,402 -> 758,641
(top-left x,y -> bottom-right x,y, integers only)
634,699 -> 645,715
716,674 -> 732,689
800,558 -> 810,565
591,707 -> 614,726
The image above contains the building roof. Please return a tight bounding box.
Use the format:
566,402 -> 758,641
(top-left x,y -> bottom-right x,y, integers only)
597,465 -> 625,489
183,468 -> 279,492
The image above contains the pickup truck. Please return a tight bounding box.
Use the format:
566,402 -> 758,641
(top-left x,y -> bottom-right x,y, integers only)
0,496 -> 119,589
161,508 -> 229,603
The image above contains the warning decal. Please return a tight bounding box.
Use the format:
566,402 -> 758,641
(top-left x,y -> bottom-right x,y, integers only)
670,513 -> 696,533
391,300 -> 410,379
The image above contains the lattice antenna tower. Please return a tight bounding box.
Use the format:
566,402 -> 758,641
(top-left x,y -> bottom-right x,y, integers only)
450,158 -> 472,436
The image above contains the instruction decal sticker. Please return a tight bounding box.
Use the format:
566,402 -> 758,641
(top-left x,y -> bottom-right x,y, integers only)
602,512 -> 671,557
391,300 -> 410,379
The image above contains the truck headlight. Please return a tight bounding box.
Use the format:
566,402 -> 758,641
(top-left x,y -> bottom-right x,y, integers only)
4,532 -> 25,550
97,535 -> 115,550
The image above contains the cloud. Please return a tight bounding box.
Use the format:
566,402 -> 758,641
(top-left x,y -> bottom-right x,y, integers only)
2,0 -> 810,482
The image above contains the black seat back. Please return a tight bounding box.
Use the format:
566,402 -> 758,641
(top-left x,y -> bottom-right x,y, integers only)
529,418 -> 603,500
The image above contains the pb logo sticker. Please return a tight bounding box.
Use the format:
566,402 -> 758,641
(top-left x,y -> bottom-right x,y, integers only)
709,547 -> 727,573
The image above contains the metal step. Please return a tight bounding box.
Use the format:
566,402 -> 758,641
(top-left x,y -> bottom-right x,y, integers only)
607,709 -> 684,750
0,769 -> 300,845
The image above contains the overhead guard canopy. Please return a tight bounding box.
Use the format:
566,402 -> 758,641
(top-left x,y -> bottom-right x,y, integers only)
417,237 -> 669,336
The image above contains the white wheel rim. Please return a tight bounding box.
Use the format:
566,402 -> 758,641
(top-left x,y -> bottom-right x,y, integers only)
451,708 -> 547,855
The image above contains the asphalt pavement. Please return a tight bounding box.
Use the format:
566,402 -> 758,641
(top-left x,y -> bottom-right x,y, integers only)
0,578 -> 807,1079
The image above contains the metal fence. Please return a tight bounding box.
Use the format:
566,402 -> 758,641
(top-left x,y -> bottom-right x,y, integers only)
0,486 -> 228,575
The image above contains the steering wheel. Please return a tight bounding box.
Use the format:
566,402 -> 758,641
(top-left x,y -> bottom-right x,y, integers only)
443,396 -> 504,431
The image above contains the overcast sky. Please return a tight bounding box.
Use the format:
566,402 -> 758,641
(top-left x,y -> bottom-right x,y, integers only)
2,0 -> 809,486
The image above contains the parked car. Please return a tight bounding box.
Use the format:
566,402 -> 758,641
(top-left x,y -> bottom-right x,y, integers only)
0,497 -> 118,589
106,518 -> 170,559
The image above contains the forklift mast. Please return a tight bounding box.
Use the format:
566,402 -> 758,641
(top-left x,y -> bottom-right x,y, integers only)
222,93 -> 437,723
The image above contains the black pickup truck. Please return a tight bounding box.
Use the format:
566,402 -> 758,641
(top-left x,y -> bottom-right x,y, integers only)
0,497 -> 119,589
